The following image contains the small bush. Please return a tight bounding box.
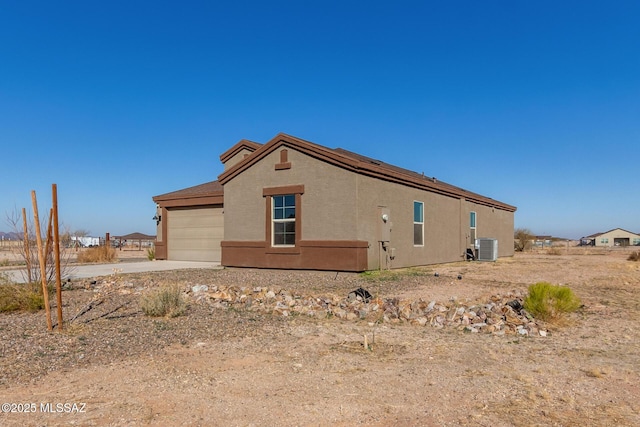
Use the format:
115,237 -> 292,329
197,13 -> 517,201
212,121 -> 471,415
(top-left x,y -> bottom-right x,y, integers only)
0,272 -> 11,286
77,246 -> 118,263
140,285 -> 187,318
546,247 -> 563,256
0,282 -> 45,312
628,251 -> 640,262
523,282 -> 581,322
147,247 -> 155,260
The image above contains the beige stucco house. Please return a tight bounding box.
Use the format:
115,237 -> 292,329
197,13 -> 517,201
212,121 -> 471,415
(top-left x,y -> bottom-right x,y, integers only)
153,133 -> 516,271
580,228 -> 640,247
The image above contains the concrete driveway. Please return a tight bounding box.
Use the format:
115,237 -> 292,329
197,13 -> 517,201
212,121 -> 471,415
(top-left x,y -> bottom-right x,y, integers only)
2,260 -> 222,284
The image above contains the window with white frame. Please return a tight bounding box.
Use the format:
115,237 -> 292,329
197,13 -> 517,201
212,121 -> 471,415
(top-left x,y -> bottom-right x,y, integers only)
470,211 -> 477,243
272,194 -> 296,246
414,201 -> 424,246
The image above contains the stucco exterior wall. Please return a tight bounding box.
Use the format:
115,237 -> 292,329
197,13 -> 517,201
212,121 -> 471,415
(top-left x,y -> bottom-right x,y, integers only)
222,143 -> 515,271
353,176 -> 514,269
223,147 -> 359,242
222,148 -> 255,170
467,202 -> 515,257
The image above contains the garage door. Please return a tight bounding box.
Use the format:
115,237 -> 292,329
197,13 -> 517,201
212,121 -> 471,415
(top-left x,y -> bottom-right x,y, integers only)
167,207 -> 223,262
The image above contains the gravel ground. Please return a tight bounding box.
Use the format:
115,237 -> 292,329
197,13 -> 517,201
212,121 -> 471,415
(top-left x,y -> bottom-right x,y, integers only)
1,248 -> 639,426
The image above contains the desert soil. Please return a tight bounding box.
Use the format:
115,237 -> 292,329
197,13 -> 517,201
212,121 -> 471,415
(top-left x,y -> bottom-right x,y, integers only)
1,247 -> 639,426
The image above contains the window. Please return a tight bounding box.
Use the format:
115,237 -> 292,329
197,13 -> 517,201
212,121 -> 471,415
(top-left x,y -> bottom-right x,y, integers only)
470,211 -> 477,243
413,201 -> 424,246
272,194 -> 296,246
633,238 -> 640,246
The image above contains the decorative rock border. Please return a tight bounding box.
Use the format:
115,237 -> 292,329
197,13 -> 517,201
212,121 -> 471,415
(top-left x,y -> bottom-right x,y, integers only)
189,285 -> 548,337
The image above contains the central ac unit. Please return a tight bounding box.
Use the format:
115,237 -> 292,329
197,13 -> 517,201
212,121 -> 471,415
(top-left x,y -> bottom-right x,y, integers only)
477,238 -> 498,261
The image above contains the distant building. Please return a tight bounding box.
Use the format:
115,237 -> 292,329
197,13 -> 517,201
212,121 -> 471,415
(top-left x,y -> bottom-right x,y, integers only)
580,228 -> 640,247
534,235 -> 553,247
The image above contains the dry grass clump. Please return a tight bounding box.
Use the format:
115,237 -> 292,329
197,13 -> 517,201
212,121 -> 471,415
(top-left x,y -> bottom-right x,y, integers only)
77,246 -> 118,263
0,281 -> 45,312
523,282 -> 581,322
627,251 -> 640,261
140,285 -> 187,318
546,247 -> 563,255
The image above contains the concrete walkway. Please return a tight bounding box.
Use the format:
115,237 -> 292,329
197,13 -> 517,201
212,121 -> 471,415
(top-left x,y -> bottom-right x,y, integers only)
3,260 -> 222,284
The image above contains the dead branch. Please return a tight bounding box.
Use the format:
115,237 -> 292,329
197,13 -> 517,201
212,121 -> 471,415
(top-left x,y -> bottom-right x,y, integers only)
81,301 -> 132,324
70,299 -> 104,322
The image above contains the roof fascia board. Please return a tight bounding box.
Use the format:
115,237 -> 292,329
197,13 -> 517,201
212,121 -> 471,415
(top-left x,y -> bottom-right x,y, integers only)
219,139 -> 262,164
600,227 -> 639,236
351,164 -> 516,211
218,133 -> 516,212
156,195 -> 224,208
153,191 -> 223,202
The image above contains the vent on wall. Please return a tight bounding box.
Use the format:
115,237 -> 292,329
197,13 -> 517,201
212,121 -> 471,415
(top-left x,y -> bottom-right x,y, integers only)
477,238 -> 498,261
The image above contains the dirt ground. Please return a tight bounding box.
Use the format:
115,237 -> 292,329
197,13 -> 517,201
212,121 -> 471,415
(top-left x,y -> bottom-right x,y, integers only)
1,247 -> 639,426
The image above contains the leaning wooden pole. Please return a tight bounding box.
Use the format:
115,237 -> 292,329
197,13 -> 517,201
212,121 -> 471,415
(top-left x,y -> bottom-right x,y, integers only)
45,208 -> 53,276
22,207 -> 32,284
31,191 -> 52,331
52,184 -> 63,331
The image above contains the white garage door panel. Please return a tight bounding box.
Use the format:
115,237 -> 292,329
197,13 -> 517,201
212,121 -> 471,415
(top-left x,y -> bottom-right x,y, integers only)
168,207 -> 223,262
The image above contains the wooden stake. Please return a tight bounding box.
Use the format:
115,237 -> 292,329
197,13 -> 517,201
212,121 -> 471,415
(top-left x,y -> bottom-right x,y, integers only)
45,208 -> 53,274
53,184 -> 63,331
22,207 -> 32,284
31,191 -> 52,331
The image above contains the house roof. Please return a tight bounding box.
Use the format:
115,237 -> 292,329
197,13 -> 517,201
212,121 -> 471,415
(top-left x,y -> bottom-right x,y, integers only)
113,232 -> 155,240
153,180 -> 223,208
582,228 -> 640,238
218,133 -> 517,212
219,139 -> 262,164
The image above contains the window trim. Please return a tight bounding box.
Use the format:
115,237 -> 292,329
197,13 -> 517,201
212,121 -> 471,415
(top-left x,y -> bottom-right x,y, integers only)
470,211 -> 477,243
263,185 -> 304,254
271,194 -> 296,247
413,200 -> 424,247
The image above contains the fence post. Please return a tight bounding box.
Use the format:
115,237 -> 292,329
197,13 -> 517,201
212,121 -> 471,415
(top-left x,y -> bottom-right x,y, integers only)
31,191 -> 52,331
53,184 -> 63,331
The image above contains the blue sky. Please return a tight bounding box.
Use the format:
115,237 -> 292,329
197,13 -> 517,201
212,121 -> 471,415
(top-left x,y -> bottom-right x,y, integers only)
1,1 -> 638,239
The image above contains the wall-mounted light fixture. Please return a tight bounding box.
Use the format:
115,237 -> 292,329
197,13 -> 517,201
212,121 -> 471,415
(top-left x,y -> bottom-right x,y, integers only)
153,214 -> 161,225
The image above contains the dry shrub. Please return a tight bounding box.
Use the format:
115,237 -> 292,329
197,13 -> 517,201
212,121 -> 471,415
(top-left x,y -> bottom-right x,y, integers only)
546,247 -> 563,256
140,285 -> 187,318
0,282 -> 45,312
627,251 -> 640,262
524,282 -> 581,322
77,246 -> 118,263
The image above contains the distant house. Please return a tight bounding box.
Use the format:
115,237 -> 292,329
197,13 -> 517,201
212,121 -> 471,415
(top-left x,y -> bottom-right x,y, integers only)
534,235 -> 553,247
112,232 -> 157,249
580,228 -> 640,247
153,133 -> 516,271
